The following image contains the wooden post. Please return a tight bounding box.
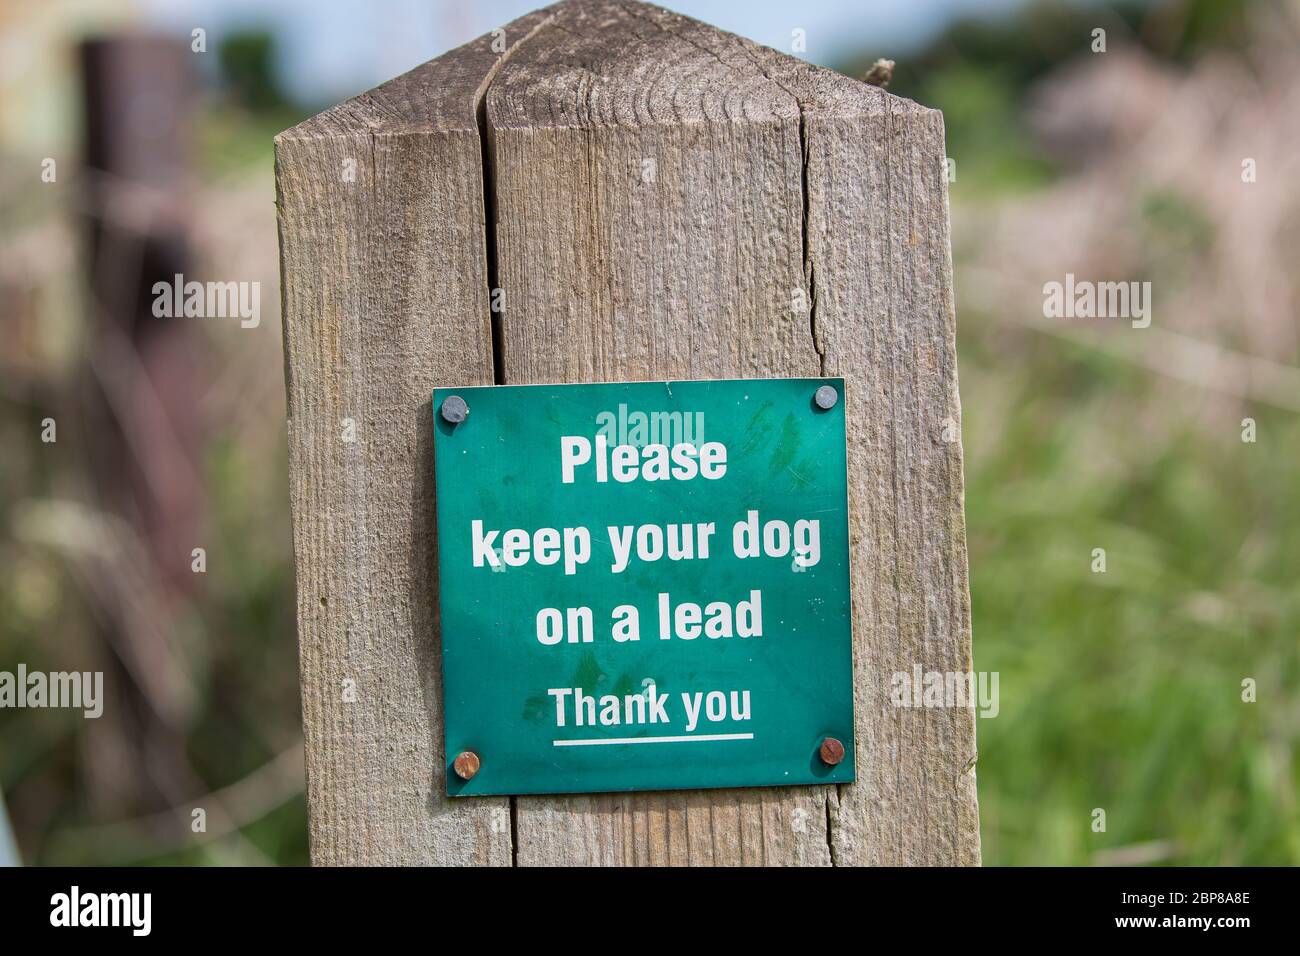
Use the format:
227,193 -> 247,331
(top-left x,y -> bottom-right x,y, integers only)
276,0 -> 980,866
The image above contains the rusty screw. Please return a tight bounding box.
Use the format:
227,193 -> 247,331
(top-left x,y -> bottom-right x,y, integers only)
818,737 -> 845,766
453,750 -> 481,781
813,384 -> 839,410
440,394 -> 469,424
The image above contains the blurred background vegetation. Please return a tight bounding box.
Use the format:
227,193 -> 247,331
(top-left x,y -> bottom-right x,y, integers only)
0,0 -> 1296,865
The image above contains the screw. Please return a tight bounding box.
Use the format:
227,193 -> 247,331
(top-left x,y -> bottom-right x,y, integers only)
441,395 -> 469,424
818,737 -> 845,766
813,384 -> 838,410
453,750 -> 481,780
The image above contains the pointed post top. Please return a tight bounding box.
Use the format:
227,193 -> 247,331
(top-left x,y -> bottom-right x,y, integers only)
279,0 -> 930,143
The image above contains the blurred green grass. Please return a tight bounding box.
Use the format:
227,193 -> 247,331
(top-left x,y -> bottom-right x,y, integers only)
913,0 -> 1300,867
960,330 -> 1300,865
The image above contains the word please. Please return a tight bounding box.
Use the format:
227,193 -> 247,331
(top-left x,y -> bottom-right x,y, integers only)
561,434 -> 727,483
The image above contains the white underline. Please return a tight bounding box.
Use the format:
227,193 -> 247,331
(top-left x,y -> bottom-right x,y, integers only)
553,733 -> 754,747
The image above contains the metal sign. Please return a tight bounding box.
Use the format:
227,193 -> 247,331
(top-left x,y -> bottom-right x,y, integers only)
432,378 -> 854,796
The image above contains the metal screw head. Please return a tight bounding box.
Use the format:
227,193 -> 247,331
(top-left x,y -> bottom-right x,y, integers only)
818,737 -> 846,766
813,384 -> 839,410
453,750 -> 481,780
440,395 -> 469,424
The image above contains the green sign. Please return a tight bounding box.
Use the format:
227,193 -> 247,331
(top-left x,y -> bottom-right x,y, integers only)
432,378 -> 854,796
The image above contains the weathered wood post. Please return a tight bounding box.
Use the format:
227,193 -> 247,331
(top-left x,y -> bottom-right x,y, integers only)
275,0 -> 979,865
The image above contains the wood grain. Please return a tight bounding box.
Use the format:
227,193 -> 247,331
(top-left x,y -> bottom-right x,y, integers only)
275,8 -> 555,865
276,0 -> 979,865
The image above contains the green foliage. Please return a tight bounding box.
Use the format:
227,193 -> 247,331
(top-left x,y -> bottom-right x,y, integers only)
963,334 -> 1300,865
924,62 -> 1056,195
1138,189 -> 1217,283
217,30 -> 291,114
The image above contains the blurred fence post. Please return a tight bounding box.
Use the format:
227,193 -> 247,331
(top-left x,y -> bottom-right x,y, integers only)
77,35 -> 204,807
80,35 -> 203,598
275,0 -> 979,866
